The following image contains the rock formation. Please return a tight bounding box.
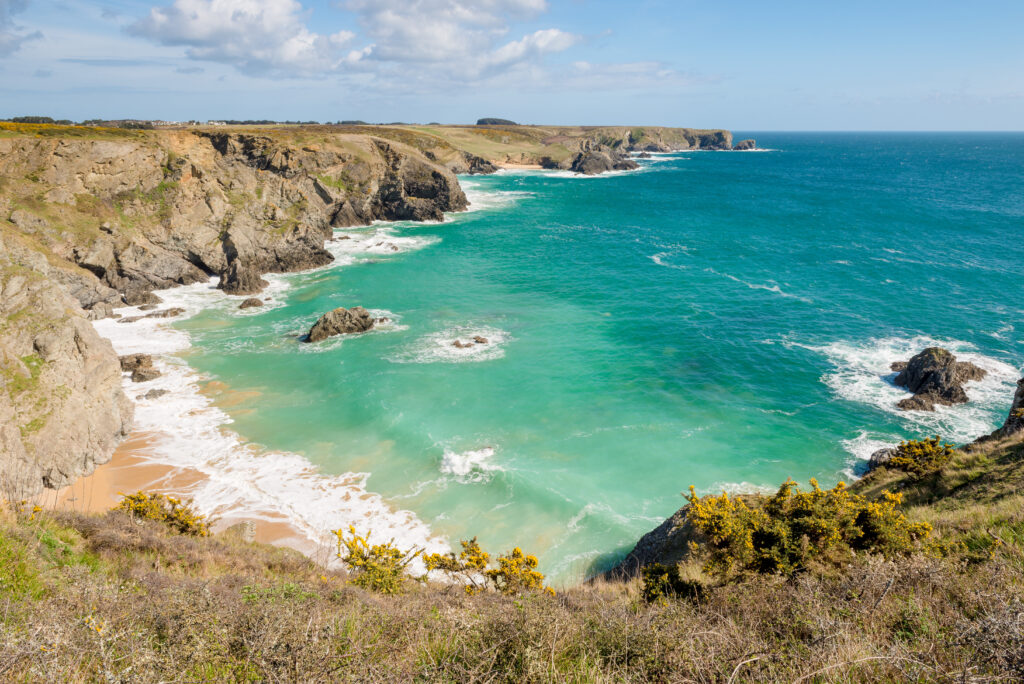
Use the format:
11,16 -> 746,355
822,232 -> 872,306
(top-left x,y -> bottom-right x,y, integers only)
733,139 -> 757,150
971,377 -> 1024,446
569,145 -> 639,175
239,298 -> 264,309
606,507 -> 703,578
0,233 -> 132,497
891,347 -> 986,411
868,447 -> 897,471
306,307 -> 375,343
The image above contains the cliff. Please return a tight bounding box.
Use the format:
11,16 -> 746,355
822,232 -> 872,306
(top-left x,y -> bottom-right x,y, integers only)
0,119 -> 731,495
0,122 -> 467,496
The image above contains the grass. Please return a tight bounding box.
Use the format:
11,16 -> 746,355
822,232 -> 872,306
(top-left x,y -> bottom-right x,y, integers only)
2,428 -> 1023,683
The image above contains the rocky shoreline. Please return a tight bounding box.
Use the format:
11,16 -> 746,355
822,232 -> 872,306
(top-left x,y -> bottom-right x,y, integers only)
1,122 -> 750,498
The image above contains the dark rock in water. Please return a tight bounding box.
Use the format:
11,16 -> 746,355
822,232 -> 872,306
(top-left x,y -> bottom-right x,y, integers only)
138,304 -> 158,311
453,340 -> 471,349
637,152 -> 652,159
306,306 -> 375,342
120,353 -> 153,373
131,367 -> 161,383
733,139 -> 757,150
219,260 -> 268,296
868,447 -> 897,471
570,145 -> 639,175
375,317 -> 390,324
239,298 -> 264,309
473,336 -> 489,345
892,347 -> 986,411
143,389 -> 169,400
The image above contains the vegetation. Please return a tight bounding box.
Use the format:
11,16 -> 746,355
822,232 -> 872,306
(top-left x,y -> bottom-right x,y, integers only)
114,492 -> 210,536
887,436 -> 956,476
683,479 -> 934,580
333,525 -> 420,594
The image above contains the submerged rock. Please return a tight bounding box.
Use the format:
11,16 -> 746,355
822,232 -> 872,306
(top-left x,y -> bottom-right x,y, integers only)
117,307 -> 186,324
733,139 -> 757,150
306,306 -> 375,342
891,347 -> 986,411
473,336 -> 489,345
143,389 -> 169,400
239,298 -> 264,309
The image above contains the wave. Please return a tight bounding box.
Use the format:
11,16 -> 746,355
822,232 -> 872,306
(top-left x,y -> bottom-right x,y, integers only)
388,326 -> 510,364
93,282 -> 449,565
439,447 -> 501,483
803,335 -> 1020,444
460,179 -> 534,213
326,226 -> 440,263
705,268 -> 814,303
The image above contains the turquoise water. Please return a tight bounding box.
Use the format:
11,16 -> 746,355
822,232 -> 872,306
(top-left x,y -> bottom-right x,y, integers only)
174,133 -> 1024,583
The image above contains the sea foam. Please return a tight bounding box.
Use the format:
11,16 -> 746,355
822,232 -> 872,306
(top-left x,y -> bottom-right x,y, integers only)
93,288 -> 449,565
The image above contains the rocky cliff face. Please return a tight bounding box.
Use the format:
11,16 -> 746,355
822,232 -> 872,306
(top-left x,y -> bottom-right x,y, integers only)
0,126 -> 468,496
0,231 -> 132,497
0,130 -> 467,312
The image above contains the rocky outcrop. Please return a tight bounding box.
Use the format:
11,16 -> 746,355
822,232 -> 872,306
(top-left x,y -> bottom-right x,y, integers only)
239,298 -> 264,309
0,232 -> 132,497
0,130 -> 467,307
891,347 -> 987,411
305,307 -> 375,343
733,139 -> 757,150
972,378 -> 1024,446
569,145 -> 639,175
868,447 -> 897,471
606,507 -> 703,578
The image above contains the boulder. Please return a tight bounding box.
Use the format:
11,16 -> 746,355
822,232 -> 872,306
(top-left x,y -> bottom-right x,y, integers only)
120,354 -> 153,373
733,139 -> 757,150
218,260 -> 269,296
453,340 -> 472,349
306,306 -> 375,342
891,347 -> 987,411
473,336 -> 489,345
143,389 -> 169,400
637,152 -> 653,159
239,298 -> 264,309
868,447 -> 897,471
131,367 -> 161,383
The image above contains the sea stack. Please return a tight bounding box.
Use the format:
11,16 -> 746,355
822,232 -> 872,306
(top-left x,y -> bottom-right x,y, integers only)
890,347 -> 987,411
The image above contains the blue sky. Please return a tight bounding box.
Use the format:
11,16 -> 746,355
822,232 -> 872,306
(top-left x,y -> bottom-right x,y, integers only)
1,0 -> 1022,129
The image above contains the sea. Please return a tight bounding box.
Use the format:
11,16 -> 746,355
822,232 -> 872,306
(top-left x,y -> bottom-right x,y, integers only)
96,133 -> 1024,585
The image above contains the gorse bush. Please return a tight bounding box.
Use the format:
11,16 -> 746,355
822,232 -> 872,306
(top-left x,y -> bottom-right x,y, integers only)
333,526 -> 419,595
424,539 -> 555,596
888,436 -> 955,476
684,479 -> 933,580
115,492 -> 209,536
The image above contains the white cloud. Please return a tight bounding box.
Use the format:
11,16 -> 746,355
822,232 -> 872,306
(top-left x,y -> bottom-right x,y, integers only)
0,0 -> 42,57
129,0 -> 358,76
128,0 -> 581,81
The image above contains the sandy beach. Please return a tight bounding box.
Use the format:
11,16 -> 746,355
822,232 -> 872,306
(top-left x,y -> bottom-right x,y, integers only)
47,429 -> 326,559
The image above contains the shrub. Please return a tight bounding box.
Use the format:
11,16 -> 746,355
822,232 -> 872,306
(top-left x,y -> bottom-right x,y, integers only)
333,526 -> 419,594
424,539 -> 555,596
115,492 -> 210,536
888,436 -> 955,476
640,563 -> 704,604
684,479 -> 932,581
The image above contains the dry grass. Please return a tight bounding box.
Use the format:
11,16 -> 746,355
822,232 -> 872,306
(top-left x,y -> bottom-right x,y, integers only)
2,503 -> 1022,682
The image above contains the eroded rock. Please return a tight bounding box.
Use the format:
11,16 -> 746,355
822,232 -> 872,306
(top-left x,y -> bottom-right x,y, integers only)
239,298 -> 264,309
306,306 -> 375,342
892,347 -> 986,411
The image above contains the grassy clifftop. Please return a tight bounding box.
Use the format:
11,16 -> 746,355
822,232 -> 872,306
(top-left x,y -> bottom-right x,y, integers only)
4,426 -> 1023,681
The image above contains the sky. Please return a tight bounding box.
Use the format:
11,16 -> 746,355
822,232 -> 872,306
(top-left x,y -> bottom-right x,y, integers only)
1,0 -> 1022,129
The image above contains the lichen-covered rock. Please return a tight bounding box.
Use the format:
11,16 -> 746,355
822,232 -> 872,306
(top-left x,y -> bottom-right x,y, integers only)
891,347 -> 987,411
306,307 -> 375,342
